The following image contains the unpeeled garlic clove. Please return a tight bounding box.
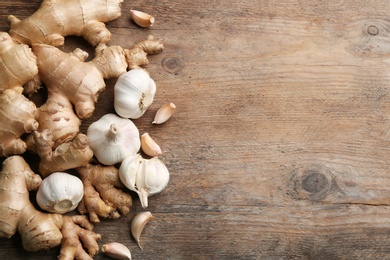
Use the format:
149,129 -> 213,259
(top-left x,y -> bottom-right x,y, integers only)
141,133 -> 162,157
131,211 -> 153,250
130,9 -> 155,28
152,103 -> 176,124
102,242 -> 132,260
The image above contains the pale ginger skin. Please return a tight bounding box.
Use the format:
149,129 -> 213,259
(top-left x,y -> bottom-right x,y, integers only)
33,129 -> 93,177
77,164 -> 133,223
125,35 -> 165,69
0,32 -> 38,91
0,87 -> 38,156
33,43 -> 128,120
32,93 -> 82,148
0,156 -> 101,259
8,0 -> 123,47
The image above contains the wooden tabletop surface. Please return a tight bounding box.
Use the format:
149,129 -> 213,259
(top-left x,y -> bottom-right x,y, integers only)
1,0 -> 390,259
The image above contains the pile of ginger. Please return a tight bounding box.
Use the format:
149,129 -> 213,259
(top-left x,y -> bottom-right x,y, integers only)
0,0 -> 164,259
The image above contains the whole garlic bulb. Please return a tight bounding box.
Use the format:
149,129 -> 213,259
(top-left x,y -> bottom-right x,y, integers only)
36,172 -> 84,214
87,113 -> 141,165
119,154 -> 169,208
114,69 -> 156,119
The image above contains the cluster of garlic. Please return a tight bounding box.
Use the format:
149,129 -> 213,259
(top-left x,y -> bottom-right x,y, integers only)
86,68 -> 176,205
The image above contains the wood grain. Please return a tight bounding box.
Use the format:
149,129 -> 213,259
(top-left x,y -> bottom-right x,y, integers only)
1,0 -> 390,259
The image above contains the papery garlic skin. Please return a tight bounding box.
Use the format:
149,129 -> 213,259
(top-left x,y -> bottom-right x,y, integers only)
119,155 -> 169,208
130,10 -> 155,28
87,113 -> 141,165
114,69 -> 156,119
152,102 -> 176,124
131,211 -> 153,250
36,172 -> 84,214
102,242 -> 132,260
141,133 -> 162,157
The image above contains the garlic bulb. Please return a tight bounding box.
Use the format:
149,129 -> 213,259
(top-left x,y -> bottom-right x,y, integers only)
119,154 -> 169,208
114,69 -> 156,119
87,113 -> 141,165
36,172 -> 84,214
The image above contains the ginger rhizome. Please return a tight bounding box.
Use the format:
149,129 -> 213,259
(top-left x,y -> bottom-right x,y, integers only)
0,156 -> 101,259
0,32 -> 38,91
33,130 -> 93,177
0,88 -> 38,156
125,35 -> 164,69
0,32 -> 39,156
8,0 -> 124,47
33,43 -> 128,120
77,163 -> 133,223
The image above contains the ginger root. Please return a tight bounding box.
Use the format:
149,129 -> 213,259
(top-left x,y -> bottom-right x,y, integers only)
125,35 -> 164,69
0,87 -> 38,156
0,32 -> 38,91
8,0 -> 123,46
77,163 -> 133,223
33,129 -> 93,177
0,156 -> 100,258
33,43 -> 128,120
0,32 -> 40,156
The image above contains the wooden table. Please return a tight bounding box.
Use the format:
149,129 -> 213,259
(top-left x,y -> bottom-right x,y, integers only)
1,0 -> 390,259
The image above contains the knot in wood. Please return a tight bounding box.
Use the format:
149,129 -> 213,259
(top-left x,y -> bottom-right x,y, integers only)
367,25 -> 379,36
302,171 -> 328,193
162,57 -> 184,74
285,165 -> 342,202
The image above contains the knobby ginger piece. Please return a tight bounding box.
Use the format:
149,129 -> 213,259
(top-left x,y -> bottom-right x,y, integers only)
77,164 -> 133,223
8,0 -> 124,46
33,130 -> 93,177
0,88 -> 38,156
125,35 -> 164,69
0,32 -> 38,91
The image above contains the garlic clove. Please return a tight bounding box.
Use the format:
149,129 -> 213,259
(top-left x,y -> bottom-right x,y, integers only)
141,133 -> 162,157
131,211 -> 153,250
130,9 -> 155,28
119,154 -> 143,193
36,172 -> 84,214
102,242 -> 132,260
144,157 -> 170,196
152,103 -> 176,124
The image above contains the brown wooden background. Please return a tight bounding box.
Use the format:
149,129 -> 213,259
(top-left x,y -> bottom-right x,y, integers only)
1,0 -> 390,259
